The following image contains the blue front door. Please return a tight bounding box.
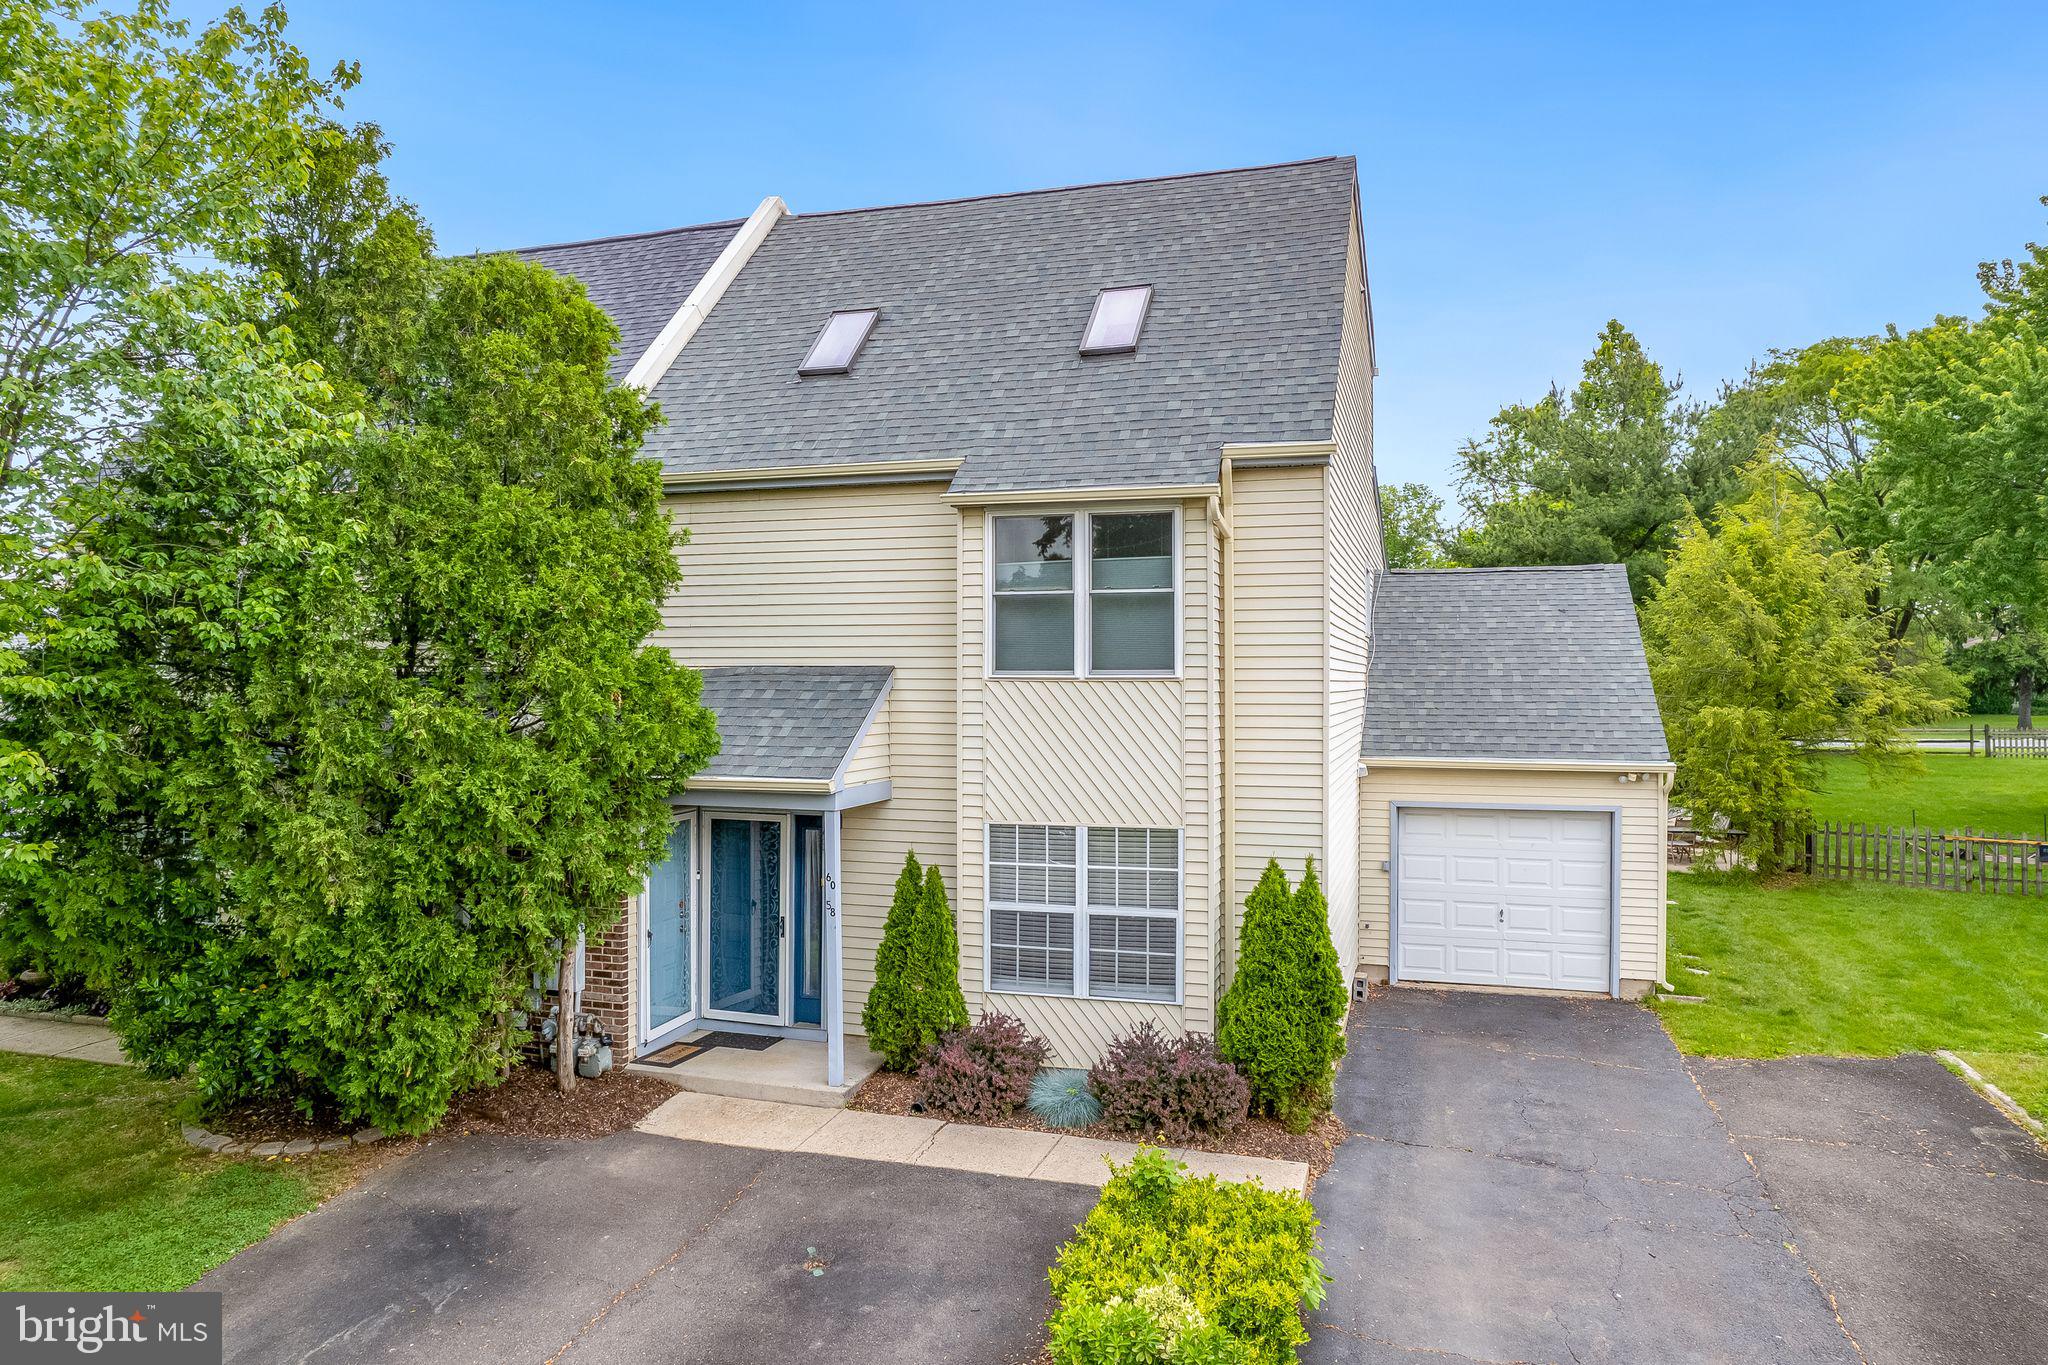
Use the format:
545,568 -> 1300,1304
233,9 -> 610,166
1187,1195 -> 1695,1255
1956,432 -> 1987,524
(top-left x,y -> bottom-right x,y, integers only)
792,815 -> 824,1026
707,815 -> 785,1022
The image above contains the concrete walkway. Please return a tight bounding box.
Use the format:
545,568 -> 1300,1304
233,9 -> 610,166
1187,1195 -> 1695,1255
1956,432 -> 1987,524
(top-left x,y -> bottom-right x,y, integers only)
0,1013 -> 127,1064
636,1089 -> 1311,1192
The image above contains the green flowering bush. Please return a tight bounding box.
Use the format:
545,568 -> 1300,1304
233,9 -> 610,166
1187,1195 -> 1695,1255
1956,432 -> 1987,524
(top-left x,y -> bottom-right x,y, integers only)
1047,1147 -> 1327,1365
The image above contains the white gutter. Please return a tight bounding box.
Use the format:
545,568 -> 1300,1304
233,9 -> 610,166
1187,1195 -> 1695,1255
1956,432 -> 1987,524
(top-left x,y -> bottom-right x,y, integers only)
622,195 -> 788,392
665,457 -> 960,492
684,774 -> 834,795
1359,756 -> 1676,776
1216,457 -> 1236,983
941,482 -> 1221,508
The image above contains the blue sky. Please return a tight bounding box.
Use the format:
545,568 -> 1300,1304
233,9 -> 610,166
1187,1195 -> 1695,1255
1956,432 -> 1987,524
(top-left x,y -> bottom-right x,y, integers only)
277,1 -> 2048,501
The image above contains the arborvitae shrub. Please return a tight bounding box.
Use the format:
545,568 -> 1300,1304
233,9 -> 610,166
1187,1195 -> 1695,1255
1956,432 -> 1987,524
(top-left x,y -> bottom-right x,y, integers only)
863,855 -> 970,1071
1215,858 -> 1348,1131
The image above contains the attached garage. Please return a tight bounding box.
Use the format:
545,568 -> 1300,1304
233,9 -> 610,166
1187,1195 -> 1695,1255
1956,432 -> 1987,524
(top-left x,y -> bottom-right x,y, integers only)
1354,565 -> 1673,999
1391,805 -> 1615,993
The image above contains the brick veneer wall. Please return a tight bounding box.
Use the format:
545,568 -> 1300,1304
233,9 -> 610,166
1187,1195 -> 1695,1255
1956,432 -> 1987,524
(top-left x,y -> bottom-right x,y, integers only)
583,897 -> 635,1052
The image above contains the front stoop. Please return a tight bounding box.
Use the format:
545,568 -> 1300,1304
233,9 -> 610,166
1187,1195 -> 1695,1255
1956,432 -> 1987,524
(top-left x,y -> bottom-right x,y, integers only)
624,1034 -> 882,1108
634,1090 -> 1311,1193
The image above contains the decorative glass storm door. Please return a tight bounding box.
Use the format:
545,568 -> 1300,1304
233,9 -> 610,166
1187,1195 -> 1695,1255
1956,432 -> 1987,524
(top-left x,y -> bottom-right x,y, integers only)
706,815 -> 789,1024
643,816 -> 695,1047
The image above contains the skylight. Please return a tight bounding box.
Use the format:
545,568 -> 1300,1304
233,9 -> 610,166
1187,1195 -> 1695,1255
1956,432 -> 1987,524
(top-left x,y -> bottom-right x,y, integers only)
799,308 -> 879,375
1079,285 -> 1152,355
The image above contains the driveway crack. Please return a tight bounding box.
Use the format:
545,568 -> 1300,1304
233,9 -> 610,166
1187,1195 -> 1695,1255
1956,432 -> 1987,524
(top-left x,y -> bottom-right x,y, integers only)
540,1154 -> 773,1364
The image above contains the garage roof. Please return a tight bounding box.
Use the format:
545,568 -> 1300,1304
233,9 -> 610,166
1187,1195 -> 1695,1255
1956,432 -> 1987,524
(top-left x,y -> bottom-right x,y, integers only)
1363,565 -> 1671,766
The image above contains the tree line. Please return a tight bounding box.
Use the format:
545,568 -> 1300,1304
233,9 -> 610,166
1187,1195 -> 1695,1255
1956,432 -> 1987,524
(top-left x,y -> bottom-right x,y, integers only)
1381,230 -> 2047,866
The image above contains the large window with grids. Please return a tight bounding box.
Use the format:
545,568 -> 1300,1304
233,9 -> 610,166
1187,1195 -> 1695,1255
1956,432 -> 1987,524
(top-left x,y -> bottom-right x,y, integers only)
989,509 -> 1177,676
986,824 -> 1181,1002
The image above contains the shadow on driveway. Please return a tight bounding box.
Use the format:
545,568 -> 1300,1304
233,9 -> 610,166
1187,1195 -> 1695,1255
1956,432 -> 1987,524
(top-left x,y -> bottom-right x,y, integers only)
1307,989 -> 1860,1365
200,1129 -> 1094,1365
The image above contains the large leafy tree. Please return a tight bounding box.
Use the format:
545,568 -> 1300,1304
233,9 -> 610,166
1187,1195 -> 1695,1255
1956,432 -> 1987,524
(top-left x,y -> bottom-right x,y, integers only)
1854,204 -> 2048,727
8,92 -> 718,1129
1642,464 -> 1956,869
1450,321 -> 1732,601
0,0 -> 352,879
1377,481 -> 1451,569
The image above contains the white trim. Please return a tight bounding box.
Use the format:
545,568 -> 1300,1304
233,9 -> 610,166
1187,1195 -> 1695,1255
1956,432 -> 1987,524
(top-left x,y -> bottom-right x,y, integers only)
664,457 -> 960,492
945,483 -> 1218,508
687,774 -> 834,795
828,676 -> 895,788
1360,756 -> 1676,776
824,809 -> 844,1086
623,196 -> 787,392
982,822 -> 1185,1006
639,812 -> 699,1053
986,504 -> 1183,680
1219,440 -> 1335,465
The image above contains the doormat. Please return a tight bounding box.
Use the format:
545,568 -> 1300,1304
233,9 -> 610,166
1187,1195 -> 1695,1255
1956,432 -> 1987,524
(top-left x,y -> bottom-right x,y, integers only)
639,1032 -> 782,1068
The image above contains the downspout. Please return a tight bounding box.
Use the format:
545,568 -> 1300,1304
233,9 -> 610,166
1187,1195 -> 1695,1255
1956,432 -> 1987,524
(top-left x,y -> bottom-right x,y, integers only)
1212,460 -> 1236,985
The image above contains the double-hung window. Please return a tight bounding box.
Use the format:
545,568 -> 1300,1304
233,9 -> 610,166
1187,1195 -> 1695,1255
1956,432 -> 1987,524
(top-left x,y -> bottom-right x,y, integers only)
990,509 -> 1176,675
986,824 -> 1181,1002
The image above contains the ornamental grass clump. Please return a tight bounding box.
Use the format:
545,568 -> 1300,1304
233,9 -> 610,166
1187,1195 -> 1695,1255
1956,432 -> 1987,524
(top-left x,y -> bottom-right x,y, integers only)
1216,859 -> 1348,1132
914,1012 -> 1049,1122
1029,1068 -> 1104,1129
862,853 -> 970,1070
1088,1022 -> 1249,1144
1047,1146 -> 1326,1365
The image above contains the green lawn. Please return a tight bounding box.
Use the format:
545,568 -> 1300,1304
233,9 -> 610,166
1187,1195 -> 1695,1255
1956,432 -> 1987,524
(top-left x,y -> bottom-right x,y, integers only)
0,1054 -> 358,1291
1813,752 -> 2048,835
1655,874 -> 2048,1117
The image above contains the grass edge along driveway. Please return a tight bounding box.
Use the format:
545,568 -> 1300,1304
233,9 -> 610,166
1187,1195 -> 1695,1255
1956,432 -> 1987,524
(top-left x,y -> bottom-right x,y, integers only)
1656,873 -> 2048,1117
0,1052 -> 365,1291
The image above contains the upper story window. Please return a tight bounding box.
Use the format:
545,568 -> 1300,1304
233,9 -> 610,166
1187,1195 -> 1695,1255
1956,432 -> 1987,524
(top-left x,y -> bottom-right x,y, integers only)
991,509 -> 1176,676
798,308 -> 879,375
1079,285 -> 1152,355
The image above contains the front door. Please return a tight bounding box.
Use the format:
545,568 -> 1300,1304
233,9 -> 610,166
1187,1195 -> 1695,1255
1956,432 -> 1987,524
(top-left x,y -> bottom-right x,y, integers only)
643,815 -> 696,1048
706,814 -> 789,1024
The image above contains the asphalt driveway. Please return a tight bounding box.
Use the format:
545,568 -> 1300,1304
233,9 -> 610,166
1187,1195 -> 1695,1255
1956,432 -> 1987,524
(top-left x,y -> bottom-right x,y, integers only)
1694,1053 -> 2048,1365
1308,989 -> 1861,1364
199,1129 -> 1094,1364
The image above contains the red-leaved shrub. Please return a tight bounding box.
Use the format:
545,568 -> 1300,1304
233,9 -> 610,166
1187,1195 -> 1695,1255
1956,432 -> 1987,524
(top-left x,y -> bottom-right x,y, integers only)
1088,1023 -> 1250,1143
914,1012 -> 1049,1122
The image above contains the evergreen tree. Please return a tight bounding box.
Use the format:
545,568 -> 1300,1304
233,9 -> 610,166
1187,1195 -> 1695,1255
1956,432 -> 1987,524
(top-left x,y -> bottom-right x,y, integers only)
861,851 -> 926,1068
1217,859 -> 1348,1131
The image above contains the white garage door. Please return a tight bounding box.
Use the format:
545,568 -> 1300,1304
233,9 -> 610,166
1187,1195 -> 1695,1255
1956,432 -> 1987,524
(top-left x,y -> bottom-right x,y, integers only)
1395,807 -> 1612,992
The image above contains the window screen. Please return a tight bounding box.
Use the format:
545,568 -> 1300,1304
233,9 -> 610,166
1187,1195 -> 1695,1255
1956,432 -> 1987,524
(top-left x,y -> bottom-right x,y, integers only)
1088,512 -> 1174,672
988,824 -> 1079,993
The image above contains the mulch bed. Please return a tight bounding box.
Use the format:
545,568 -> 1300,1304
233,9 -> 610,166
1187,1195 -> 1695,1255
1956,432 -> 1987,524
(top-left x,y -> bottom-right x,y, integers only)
199,1062 -> 679,1150
848,1070 -> 1347,1186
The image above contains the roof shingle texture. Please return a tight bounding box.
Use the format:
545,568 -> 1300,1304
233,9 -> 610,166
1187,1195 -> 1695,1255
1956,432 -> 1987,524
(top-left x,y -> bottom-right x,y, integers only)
1363,565 -> 1671,765
637,158 -> 1357,493
519,222 -> 741,381
696,665 -> 892,783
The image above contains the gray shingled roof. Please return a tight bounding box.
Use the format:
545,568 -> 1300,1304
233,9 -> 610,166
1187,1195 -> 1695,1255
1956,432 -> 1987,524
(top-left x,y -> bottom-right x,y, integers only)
1363,565 -> 1670,765
519,221 -> 741,381
589,158 -> 1352,493
695,665 -> 891,783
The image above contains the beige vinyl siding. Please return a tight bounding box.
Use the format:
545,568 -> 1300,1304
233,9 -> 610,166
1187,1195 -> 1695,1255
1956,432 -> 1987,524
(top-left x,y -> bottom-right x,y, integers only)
957,499 -> 1222,1063
839,697 -> 891,788
1323,206 -> 1382,979
1228,464 -> 1329,936
1355,766 -> 1669,991
656,481 -> 959,1034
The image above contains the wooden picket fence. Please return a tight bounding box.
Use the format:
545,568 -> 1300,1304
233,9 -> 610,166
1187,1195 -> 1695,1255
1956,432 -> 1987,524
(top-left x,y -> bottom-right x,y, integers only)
1806,821 -> 2048,895
1987,728 -> 2048,759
